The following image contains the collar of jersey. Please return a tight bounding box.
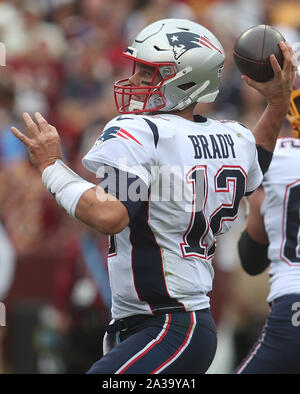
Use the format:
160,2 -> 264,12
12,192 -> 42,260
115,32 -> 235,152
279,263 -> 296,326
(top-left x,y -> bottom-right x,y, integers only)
193,114 -> 207,123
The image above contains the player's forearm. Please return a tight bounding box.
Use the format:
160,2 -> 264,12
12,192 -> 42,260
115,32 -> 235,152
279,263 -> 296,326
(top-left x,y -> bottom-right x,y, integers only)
252,103 -> 289,152
75,188 -> 129,235
41,160 -> 129,235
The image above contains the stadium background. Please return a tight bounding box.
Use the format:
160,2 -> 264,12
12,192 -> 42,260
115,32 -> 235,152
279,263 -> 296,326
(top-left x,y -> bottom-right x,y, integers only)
0,0 -> 299,374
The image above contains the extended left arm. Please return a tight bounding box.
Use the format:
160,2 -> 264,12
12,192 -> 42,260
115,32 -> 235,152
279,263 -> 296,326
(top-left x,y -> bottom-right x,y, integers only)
11,113 -> 130,235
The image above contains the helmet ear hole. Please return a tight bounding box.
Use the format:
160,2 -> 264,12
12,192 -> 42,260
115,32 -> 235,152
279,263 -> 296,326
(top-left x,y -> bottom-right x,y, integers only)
178,82 -> 196,91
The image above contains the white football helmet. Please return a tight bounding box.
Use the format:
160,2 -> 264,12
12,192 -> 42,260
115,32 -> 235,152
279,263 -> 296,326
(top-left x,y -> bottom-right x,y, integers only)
114,18 -> 225,114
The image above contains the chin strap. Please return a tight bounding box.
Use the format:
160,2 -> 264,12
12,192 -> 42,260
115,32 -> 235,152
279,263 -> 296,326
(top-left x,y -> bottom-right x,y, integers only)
171,80 -> 211,111
128,99 -> 145,112
197,89 -> 219,103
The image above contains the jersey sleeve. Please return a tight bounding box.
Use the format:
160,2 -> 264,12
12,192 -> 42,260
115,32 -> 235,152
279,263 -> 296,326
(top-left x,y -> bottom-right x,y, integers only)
82,115 -> 158,187
98,165 -> 147,221
247,145 -> 263,193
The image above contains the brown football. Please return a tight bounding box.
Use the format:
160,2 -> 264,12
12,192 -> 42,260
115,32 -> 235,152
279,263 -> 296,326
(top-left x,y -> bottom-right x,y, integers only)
233,24 -> 285,82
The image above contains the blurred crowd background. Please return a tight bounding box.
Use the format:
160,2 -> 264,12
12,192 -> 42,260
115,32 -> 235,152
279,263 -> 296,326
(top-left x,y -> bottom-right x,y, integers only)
0,0 -> 299,374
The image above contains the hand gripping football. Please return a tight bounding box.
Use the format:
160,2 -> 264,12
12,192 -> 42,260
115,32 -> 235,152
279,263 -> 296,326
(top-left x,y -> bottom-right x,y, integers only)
233,24 -> 285,82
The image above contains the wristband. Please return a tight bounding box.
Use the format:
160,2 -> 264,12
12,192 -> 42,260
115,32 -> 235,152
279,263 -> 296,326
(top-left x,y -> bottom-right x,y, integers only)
42,160 -> 95,218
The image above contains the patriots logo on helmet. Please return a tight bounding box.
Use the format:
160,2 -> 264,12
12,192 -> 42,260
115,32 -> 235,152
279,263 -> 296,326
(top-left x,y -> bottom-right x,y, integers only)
166,32 -> 223,60
95,126 -> 143,146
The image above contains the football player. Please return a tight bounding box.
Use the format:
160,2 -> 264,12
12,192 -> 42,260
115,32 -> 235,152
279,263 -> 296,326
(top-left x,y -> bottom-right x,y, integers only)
236,69 -> 300,374
11,19 -> 295,374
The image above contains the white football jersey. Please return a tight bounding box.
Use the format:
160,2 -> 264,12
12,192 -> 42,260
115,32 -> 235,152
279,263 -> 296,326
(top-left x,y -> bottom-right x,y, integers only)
261,137 -> 300,303
83,113 -> 262,320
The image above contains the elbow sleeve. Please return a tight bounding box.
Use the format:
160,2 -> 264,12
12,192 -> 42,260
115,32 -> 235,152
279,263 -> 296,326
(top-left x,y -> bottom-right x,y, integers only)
256,145 -> 273,174
238,230 -> 270,276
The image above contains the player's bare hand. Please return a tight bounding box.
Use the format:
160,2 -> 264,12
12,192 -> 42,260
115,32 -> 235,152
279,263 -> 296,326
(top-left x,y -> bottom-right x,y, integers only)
242,41 -> 296,113
11,112 -> 63,173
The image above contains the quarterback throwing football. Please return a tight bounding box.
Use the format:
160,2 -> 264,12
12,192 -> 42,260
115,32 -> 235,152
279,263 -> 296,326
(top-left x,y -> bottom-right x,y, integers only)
11,19 -> 295,374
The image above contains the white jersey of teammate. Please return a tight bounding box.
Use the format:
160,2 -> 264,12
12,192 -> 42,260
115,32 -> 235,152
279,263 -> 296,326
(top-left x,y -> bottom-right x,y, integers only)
261,137 -> 300,303
83,114 -> 262,320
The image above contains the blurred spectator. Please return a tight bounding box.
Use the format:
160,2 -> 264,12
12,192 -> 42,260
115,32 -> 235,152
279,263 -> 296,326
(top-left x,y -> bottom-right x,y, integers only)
268,0 -> 300,30
203,0 -> 263,41
124,0 -> 195,43
0,221 -> 16,301
0,73 -> 44,255
51,228 -> 110,373
0,220 -> 15,373
0,2 -> 27,57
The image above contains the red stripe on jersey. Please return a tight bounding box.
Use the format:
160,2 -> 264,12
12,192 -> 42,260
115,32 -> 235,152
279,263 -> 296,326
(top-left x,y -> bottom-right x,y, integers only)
119,128 -> 143,146
116,131 -> 130,141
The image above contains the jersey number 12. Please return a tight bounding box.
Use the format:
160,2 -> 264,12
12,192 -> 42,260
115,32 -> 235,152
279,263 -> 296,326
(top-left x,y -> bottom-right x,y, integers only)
181,165 -> 246,260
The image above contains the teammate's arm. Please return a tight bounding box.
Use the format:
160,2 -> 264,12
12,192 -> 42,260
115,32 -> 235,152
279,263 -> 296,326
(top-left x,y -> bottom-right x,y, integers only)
238,187 -> 270,275
11,112 -> 130,235
243,41 -> 295,153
